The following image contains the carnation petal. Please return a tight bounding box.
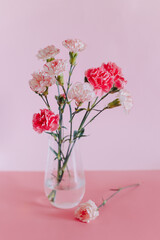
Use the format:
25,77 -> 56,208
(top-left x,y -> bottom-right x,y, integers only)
44,59 -> 67,76
62,39 -> 86,53
85,67 -> 113,95
29,71 -> 55,94
32,109 -> 59,133
75,200 -> 99,223
36,45 -> 60,61
68,82 -> 96,104
102,62 -> 127,89
118,89 -> 133,112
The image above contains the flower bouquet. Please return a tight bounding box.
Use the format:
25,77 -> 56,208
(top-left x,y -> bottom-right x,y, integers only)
29,39 -> 133,209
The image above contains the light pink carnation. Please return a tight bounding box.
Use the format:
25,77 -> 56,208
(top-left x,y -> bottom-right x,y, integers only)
85,67 -> 113,96
36,45 -> 60,61
68,82 -> 96,104
44,59 -> 67,76
75,200 -> 99,223
102,62 -> 127,89
62,39 -> 86,53
118,89 -> 133,112
32,109 -> 59,133
29,72 -> 56,94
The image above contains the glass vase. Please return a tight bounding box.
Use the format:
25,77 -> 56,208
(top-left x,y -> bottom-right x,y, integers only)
44,135 -> 85,209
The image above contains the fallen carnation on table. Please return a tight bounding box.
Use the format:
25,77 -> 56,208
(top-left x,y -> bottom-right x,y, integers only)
75,184 -> 139,223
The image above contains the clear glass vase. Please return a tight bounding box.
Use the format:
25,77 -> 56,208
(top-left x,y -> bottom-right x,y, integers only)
44,135 -> 85,209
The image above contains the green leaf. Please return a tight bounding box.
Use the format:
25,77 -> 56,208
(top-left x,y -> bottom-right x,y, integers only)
73,130 -> 78,139
45,131 -> 53,135
70,109 -> 86,122
79,134 -> 88,138
49,147 -> 58,156
48,190 -> 56,202
76,108 -> 86,112
45,132 -> 58,137
79,128 -> 85,138
61,126 -> 67,129
62,135 -> 70,141
63,138 -> 70,143
73,128 -> 85,140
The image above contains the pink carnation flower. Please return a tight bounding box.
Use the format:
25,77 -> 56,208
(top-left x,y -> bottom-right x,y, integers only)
113,75 -> 127,89
32,109 -> 59,133
68,82 -> 96,104
102,62 -> 122,76
29,72 -> 56,94
36,45 -> 60,61
118,89 -> 133,112
85,67 -> 113,96
102,62 -> 127,89
62,39 -> 86,53
75,200 -> 99,223
44,59 -> 67,76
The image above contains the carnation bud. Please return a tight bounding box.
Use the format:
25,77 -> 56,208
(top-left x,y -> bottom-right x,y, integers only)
42,87 -> 48,96
55,94 -> 66,105
75,101 -> 83,107
107,98 -> 121,108
46,57 -> 55,62
110,86 -> 119,94
57,74 -> 64,86
69,52 -> 78,65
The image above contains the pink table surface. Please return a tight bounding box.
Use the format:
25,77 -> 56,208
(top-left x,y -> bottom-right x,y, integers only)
0,171 -> 160,240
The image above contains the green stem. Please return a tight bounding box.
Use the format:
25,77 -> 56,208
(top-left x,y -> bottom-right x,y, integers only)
39,94 -> 48,108
62,86 -> 73,143
75,91 -> 111,131
92,91 -> 111,110
66,65 -> 76,94
67,65 -> 73,92
78,102 -> 90,130
56,83 -> 63,183
44,95 -> 51,110
97,183 -> 140,210
84,106 -> 108,128
61,102 -> 91,174
55,64 -> 75,184
57,92 -> 111,179
61,64 -> 75,112
69,105 -> 84,122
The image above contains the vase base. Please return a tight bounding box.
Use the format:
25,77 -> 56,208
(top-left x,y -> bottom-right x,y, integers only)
45,179 -> 85,209
50,200 -> 82,209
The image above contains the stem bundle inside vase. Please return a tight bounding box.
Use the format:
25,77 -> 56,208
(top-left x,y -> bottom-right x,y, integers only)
29,39 -> 133,205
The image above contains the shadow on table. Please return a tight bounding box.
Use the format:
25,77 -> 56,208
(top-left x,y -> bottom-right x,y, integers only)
24,190 -> 75,221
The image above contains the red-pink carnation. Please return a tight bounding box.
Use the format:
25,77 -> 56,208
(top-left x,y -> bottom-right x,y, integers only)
44,59 -> 67,76
102,62 -> 127,89
32,109 -> 59,133
85,67 -> 113,96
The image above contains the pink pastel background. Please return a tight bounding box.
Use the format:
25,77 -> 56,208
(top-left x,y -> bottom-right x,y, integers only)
0,0 -> 160,171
